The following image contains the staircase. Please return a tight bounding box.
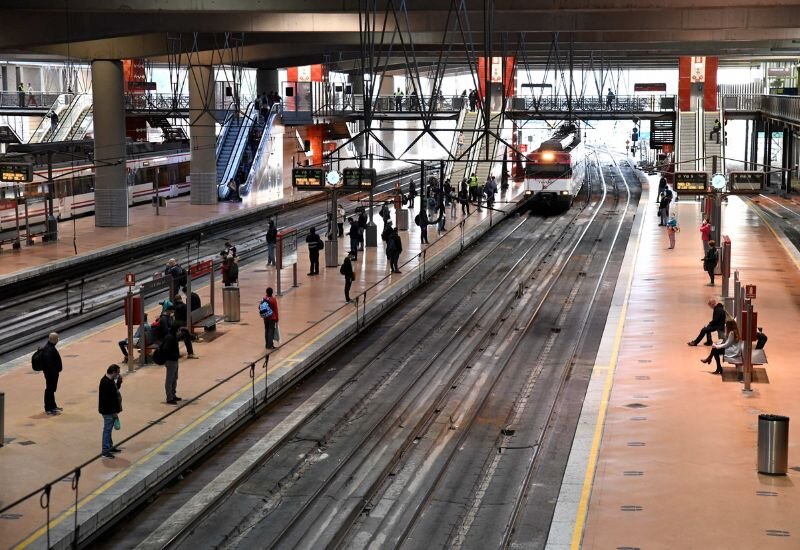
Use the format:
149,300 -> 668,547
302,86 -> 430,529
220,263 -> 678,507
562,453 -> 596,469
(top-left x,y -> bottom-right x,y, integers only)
702,110 -> 723,172
146,115 -> 187,142
216,116 -> 244,184
450,110 -> 479,184
66,106 -> 93,140
473,114 -> 504,183
678,111 -> 698,171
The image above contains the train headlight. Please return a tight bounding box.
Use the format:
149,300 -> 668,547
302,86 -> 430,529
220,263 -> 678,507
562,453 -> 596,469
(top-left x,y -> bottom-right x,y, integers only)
560,191 -> 570,195
541,152 -> 555,162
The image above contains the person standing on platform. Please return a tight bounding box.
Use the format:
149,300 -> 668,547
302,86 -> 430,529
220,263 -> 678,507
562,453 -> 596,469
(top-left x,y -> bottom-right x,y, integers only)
666,214 -> 679,249
702,239 -> 718,286
261,287 -> 279,349
17,82 -> 25,107
266,220 -> 278,266
165,258 -> 187,293
437,194 -> 446,235
606,88 -> 615,110
699,218 -> 712,255
388,227 -> 403,273
340,256 -> 355,302
416,208 -> 430,245
358,209 -> 368,251
39,332 -> 63,415
468,173 -> 479,203
306,226 -> 323,275
408,179 -> 417,209
337,204 -> 345,237
381,220 -> 394,268
161,326 -> 181,404
99,364 -> 123,458
460,179 -> 470,215
379,202 -> 390,225
687,298 -> 727,346
348,218 -> 360,260
658,192 -> 670,226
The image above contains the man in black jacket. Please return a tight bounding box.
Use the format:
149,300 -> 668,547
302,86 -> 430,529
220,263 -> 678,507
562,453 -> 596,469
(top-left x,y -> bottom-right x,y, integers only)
99,364 -> 123,458
306,227 -> 323,275
42,333 -> 63,415
688,299 -> 727,346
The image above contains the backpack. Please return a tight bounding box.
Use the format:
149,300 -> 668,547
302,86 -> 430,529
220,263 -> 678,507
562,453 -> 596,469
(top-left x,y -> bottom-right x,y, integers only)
414,213 -> 421,226
259,298 -> 273,318
31,347 -> 44,371
152,343 -> 166,366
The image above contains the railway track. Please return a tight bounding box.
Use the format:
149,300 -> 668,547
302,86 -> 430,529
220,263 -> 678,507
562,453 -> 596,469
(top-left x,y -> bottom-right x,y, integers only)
0,169 -> 426,362
95,152 -> 642,549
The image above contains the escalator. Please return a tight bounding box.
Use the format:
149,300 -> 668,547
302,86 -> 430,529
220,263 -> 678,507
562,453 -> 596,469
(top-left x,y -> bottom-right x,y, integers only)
28,94 -> 93,143
28,94 -> 75,143
216,102 -> 257,198
239,104 -> 282,198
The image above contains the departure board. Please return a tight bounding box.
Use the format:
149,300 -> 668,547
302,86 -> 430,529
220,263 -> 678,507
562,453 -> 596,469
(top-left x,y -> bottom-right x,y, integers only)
674,171 -> 709,194
0,163 -> 33,183
292,168 -> 325,190
728,171 -> 764,194
342,168 -> 376,191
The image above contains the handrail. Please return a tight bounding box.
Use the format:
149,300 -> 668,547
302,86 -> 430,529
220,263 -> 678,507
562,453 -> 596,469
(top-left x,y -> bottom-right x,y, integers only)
508,94 -> 676,113
52,94 -> 92,142
218,101 -> 257,197
242,103 -> 282,195
28,94 -> 74,144
0,91 -> 61,109
215,109 -> 236,159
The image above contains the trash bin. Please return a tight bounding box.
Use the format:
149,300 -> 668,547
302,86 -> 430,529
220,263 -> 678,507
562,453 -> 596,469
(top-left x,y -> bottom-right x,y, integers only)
396,208 -> 409,231
758,414 -> 789,475
325,240 -> 338,267
222,286 -> 240,322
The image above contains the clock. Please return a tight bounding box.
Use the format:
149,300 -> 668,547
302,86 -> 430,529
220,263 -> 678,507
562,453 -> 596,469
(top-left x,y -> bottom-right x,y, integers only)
711,173 -> 727,191
326,170 -> 341,186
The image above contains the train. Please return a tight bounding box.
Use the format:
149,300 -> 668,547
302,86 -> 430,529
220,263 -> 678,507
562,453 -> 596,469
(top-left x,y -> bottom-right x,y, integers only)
0,151 -> 191,233
524,123 -> 586,213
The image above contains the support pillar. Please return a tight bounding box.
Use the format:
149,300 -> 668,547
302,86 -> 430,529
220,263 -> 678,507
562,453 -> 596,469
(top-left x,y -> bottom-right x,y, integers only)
92,60 -> 128,227
749,119 -> 759,171
764,120 -> 772,186
783,129 -> 794,194
256,68 -> 280,96
189,65 -> 217,204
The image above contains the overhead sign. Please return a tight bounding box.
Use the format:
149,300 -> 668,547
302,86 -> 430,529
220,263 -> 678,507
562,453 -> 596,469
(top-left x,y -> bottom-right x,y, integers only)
125,273 -> 136,286
292,168 -> 325,190
490,57 -> 504,83
690,57 -> 706,83
634,83 -> 667,92
0,163 -> 33,183
728,171 -> 765,194
745,284 -> 757,300
342,168 -> 376,191
674,171 -> 709,194
767,67 -> 792,77
297,65 -> 312,82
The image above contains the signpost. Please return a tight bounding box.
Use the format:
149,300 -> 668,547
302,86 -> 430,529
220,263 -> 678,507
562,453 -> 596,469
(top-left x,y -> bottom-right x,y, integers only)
745,284 -> 757,300
292,167 -> 325,190
276,229 -> 299,296
728,171 -> 765,194
674,171 -> 709,194
0,163 -> 33,183
342,168 -> 376,191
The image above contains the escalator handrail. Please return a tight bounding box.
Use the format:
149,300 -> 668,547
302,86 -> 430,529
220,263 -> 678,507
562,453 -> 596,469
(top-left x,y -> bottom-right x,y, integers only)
241,103 -> 281,194
28,93 -> 72,144
52,94 -> 91,141
218,101 -> 257,196
215,108 -> 236,159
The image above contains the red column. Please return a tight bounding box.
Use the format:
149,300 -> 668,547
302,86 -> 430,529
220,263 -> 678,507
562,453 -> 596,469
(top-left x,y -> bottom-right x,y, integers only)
704,57 -> 718,112
678,57 -> 692,112
306,125 -> 325,167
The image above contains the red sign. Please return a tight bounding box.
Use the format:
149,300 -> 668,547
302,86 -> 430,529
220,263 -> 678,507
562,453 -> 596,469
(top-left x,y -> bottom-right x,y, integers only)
189,260 -> 213,278
745,284 -> 757,300
125,273 -> 136,286
634,83 -> 667,92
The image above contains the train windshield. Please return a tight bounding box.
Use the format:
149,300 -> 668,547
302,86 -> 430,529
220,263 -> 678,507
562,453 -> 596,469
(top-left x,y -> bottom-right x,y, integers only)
526,164 -> 572,178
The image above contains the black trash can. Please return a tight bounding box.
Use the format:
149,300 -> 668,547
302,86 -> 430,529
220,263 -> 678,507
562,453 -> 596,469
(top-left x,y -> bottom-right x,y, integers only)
758,414 -> 789,475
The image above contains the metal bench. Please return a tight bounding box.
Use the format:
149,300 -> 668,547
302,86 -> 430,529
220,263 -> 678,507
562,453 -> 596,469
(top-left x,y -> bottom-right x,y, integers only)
189,303 -> 223,332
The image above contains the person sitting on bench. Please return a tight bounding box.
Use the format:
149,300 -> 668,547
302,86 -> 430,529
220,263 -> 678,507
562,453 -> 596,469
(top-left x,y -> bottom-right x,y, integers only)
118,314 -> 151,363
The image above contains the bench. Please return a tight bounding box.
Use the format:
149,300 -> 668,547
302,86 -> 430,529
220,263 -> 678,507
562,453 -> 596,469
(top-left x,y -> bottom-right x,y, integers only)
189,304 -> 223,332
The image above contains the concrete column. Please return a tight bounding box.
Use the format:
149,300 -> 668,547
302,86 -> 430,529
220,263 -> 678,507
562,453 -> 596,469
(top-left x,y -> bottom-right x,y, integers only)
92,60 -> 128,227
256,68 -> 280,96
189,64 -> 217,204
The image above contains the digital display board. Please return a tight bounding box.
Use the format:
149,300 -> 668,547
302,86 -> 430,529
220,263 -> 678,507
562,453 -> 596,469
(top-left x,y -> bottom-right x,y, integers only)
292,168 -> 325,190
674,171 -> 709,194
342,168 -> 376,191
728,171 -> 764,194
0,163 -> 33,183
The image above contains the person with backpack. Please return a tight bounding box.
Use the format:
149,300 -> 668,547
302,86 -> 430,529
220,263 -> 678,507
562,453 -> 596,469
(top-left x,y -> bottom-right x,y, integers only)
340,255 -> 355,302
33,332 -> 63,415
408,179 -> 417,209
165,258 -> 187,293
99,364 -> 123,458
702,239 -> 719,286
305,226 -> 323,275
666,214 -> 680,249
415,208 -> 430,245
260,287 -> 279,349
266,219 -> 278,266
658,193 -> 670,226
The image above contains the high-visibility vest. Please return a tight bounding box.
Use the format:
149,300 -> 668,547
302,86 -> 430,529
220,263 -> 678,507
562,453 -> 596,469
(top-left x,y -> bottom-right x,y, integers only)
468,176 -> 478,188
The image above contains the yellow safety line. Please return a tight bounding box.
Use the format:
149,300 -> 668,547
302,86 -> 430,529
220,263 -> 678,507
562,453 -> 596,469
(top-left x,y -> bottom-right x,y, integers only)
745,198 -> 800,272
569,188 -> 648,549
15,199 -> 496,548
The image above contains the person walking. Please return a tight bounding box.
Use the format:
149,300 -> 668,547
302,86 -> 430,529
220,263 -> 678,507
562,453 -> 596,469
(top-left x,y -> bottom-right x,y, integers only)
416,208 -> 430,244
266,219 -> 278,266
699,217 -> 711,255
340,256 -> 355,302
348,217 -> 360,260
666,214 -> 679,249
40,332 -> 63,415
408,179 -> 417,209
162,328 -> 181,404
701,320 -> 741,374
460,179 -> 470,215
27,83 -> 37,106
337,204 -> 345,237
388,227 -> 403,273
99,364 -> 123,458
306,227 -> 323,275
658,192 -> 670,226
165,258 -> 188,293
688,299 -> 727,346
436,195 -> 446,235
261,287 -> 279,349
702,239 -> 719,286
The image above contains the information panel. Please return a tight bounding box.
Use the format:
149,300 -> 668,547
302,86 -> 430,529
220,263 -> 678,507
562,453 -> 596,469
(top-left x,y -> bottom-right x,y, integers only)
0,163 -> 33,183
342,168 -> 376,191
674,171 -> 709,194
292,168 -> 325,190
277,229 -> 298,270
728,171 -> 764,194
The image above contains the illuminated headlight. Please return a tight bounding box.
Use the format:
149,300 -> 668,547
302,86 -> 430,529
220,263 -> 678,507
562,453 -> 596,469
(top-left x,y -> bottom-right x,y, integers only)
560,191 -> 570,195
541,152 -> 555,162
524,190 -> 534,197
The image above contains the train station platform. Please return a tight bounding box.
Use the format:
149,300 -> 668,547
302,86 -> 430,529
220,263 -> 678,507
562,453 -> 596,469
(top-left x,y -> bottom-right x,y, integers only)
549,185 -> 800,548
0,181 -> 526,549
0,186 -> 306,284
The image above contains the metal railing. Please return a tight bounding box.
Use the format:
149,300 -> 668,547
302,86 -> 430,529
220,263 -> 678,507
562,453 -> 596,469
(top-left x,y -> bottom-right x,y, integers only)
722,94 -> 800,125
508,94 -> 676,113
720,94 -> 763,112
0,91 -> 60,109
318,94 -> 466,115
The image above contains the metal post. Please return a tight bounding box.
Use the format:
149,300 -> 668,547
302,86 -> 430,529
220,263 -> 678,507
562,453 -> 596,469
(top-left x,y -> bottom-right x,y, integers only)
734,271 -> 741,323
292,263 -> 298,288
126,288 -> 135,373
139,291 -> 147,366
0,392 -> 4,447
24,198 -> 32,245
420,160 -> 426,201
712,154 -> 718,175
187,270 -> 193,333
786,130 -> 794,194
743,299 -> 754,392
13,184 -> 21,249
154,166 -> 160,216
764,120 -> 772,185
721,237 -> 731,298
712,192 -> 722,246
